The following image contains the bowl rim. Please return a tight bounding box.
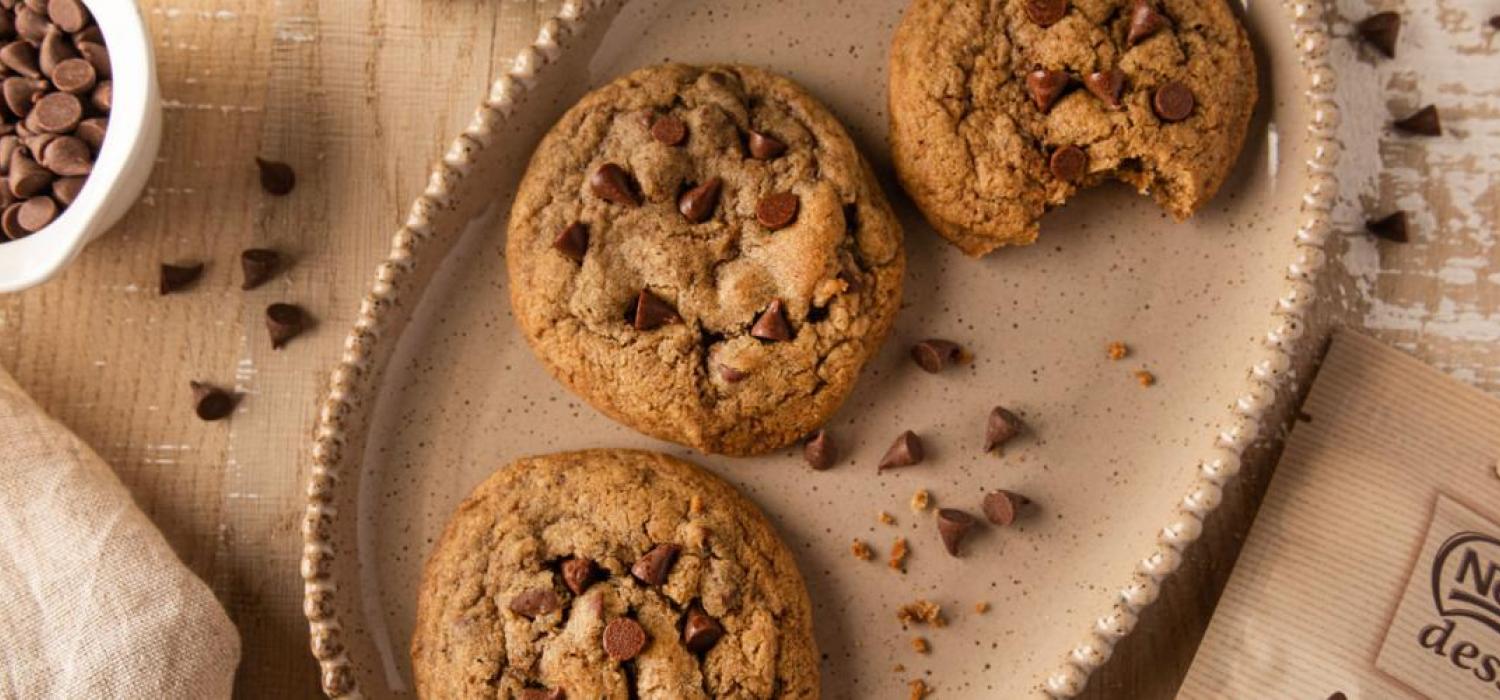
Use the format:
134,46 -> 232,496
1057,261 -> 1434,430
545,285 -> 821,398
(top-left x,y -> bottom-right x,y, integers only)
297,0 -> 1343,696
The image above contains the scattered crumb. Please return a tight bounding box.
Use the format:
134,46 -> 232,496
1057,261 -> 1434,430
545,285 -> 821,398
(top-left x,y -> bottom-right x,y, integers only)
909,679 -> 930,700
879,511 -> 896,526
1134,369 -> 1156,387
1107,341 -> 1129,360
892,663 -> 906,673
688,494 -> 704,515
911,636 -> 930,654
974,601 -> 990,614
889,537 -> 909,572
897,599 -> 946,627
851,539 -> 874,561
910,489 -> 931,512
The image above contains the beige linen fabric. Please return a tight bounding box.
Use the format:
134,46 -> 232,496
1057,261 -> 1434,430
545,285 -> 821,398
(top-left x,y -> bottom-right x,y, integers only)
0,366 -> 240,699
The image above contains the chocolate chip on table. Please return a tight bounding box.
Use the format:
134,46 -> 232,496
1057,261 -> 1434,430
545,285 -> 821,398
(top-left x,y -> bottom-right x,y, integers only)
650,114 -> 688,146
255,157 -> 297,195
41,135 -> 91,176
51,176 -> 85,206
1366,211 -> 1409,243
50,57 -> 95,95
755,192 -> 799,230
1049,145 -> 1087,183
190,382 -> 237,421
603,618 -> 648,661
28,91 -> 83,133
159,263 -> 204,295
0,41 -> 40,78
47,0 -> 91,33
910,339 -> 966,373
1126,0 -> 1169,47
747,130 -> 786,160
1357,12 -> 1400,58
1025,69 -> 1070,113
508,588 -> 561,618
1023,0 -> 1068,27
15,194 -> 55,231
560,556 -> 598,595
552,222 -> 589,262
240,249 -> 281,290
985,406 -> 1023,452
1083,69 -> 1125,108
630,289 -> 681,331
1152,82 -> 1195,122
878,431 -> 925,471
677,177 -> 722,224
803,429 -> 837,470
589,162 -> 640,207
982,490 -> 1031,526
936,509 -> 977,557
631,543 -> 681,586
682,607 -> 726,654
750,299 -> 792,342
266,303 -> 308,349
1393,105 -> 1441,136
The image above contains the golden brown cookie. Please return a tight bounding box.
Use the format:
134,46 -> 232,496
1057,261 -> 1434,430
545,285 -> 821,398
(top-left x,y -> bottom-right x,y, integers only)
506,64 -> 904,456
889,0 -> 1258,255
411,450 -> 819,699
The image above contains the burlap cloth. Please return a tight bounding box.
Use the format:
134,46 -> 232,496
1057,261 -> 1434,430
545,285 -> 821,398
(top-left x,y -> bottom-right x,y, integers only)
0,366 -> 240,698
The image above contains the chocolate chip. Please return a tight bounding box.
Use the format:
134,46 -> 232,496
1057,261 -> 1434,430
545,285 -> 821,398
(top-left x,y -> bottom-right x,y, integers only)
75,117 -> 105,152
47,0 -> 91,33
936,509 -> 977,556
1025,69 -> 1070,113
13,8 -> 47,44
682,607 -> 725,654
1126,0 -> 1169,47
1152,82 -> 1195,122
508,588 -> 561,618
0,41 -> 40,79
49,57 -> 95,94
519,689 -> 566,700
747,130 -> 786,160
1366,211 -> 1408,243
1083,69 -> 1125,108
982,490 -> 1031,526
22,132 -> 55,161
756,192 -> 799,230
1049,145 -> 1087,183
910,339 -> 966,373
878,431 -> 924,471
73,26 -> 104,48
2,77 -> 46,118
190,381 -> 237,422
1024,0 -> 1068,27
603,618 -> 648,661
159,263 -> 204,295
40,26 -> 79,79
0,203 -> 24,240
16,195 -> 55,231
255,157 -> 296,195
630,289 -> 681,331
1327,693 -> 1346,700
51,176 -> 84,206
1492,16 -> 1500,31
8,150 -> 52,198
0,135 -> 17,168
985,406 -> 1024,452
27,91 -> 82,133
650,114 -> 687,146
1393,105 -> 1441,136
89,79 -> 110,113
590,163 -> 640,207
750,299 -> 792,342
803,429 -> 837,470
1357,12 -> 1400,58
266,303 -> 308,349
677,177 -> 722,224
561,557 -> 598,595
40,135 -> 90,176
631,543 -> 681,586
717,363 -> 748,383
77,42 -> 109,80
240,249 -> 281,290
553,222 -> 589,262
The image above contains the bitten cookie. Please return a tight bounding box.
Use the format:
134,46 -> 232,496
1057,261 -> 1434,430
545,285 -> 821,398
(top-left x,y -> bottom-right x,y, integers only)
506,64 -> 904,456
411,450 -> 819,699
888,0 -> 1258,255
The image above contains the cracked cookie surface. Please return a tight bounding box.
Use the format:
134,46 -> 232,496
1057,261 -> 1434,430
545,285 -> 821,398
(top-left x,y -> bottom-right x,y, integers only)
507,63 -> 905,456
889,0 -> 1258,256
411,450 -> 819,699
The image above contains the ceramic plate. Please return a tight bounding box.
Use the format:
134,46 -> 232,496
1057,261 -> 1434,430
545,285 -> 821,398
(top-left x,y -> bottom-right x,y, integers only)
301,0 -> 1343,696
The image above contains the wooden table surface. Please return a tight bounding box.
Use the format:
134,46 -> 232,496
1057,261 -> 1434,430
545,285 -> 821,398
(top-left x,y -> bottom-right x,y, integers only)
1,1 -> 1493,697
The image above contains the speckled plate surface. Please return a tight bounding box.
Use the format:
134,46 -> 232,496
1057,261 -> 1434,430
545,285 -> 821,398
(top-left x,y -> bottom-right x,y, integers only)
301,1 -> 1343,697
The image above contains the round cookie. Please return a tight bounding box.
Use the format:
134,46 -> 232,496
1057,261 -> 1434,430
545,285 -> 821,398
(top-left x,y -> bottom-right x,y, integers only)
888,0 -> 1258,256
506,64 -> 905,456
411,450 -> 819,699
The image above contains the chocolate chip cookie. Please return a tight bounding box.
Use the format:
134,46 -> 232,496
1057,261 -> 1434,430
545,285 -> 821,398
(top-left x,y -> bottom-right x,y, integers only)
506,64 -> 905,456
888,0 -> 1258,255
411,449 -> 819,699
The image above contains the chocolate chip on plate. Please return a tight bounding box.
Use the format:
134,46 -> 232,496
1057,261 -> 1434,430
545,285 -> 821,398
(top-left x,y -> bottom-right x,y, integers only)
590,162 -> 640,207
1084,69 -> 1125,108
803,429 -> 837,470
936,509 -> 977,556
603,618 -> 648,661
650,114 -> 688,146
630,289 -> 681,331
16,195 -> 56,232
160,262 -> 204,295
678,177 -> 722,224
266,303 -> 308,349
190,381 -> 237,422
1024,0 -> 1068,27
1153,82 -> 1195,122
747,130 -> 786,160
878,430 -> 925,471
508,588 -> 561,618
982,490 -> 1031,526
240,249 -> 281,290
1366,211 -> 1409,243
1025,68 -> 1070,113
255,157 -> 297,195
985,406 -> 1024,452
553,222 -> 589,262
1127,0 -> 1169,47
910,339 -> 966,373
630,543 -> 681,586
1393,105 -> 1441,136
28,91 -> 83,134
756,192 -> 799,230
750,299 -> 792,341
1050,145 -> 1088,183
561,556 -> 598,595
682,607 -> 726,654
1357,12 -> 1400,58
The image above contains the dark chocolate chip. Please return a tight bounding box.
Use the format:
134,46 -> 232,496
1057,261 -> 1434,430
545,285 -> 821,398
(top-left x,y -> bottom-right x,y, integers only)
0,41 -> 40,79
15,194 -> 55,231
240,249 -> 281,290
553,222 -> 589,263
589,163 -> 640,207
49,57 -> 94,94
677,177 -> 722,224
40,135 -> 90,176
47,0 -> 90,33
1152,82 -> 1195,122
803,429 -> 837,470
756,192 -> 798,230
28,91 -> 82,133
750,299 -> 792,341
985,406 -> 1024,452
650,114 -> 688,146
982,490 -> 1032,526
0,203 -> 24,240
255,157 -> 296,195
603,618 -> 648,661
910,339 -> 965,373
630,289 -> 680,331
159,262 -> 204,295
190,381 -> 237,422
1366,211 -> 1408,243
1049,145 -> 1087,183
1126,0 -> 1169,47
75,117 -> 105,152
1357,12 -> 1400,58
878,430 -> 924,471
8,150 -> 52,198
936,509 -> 977,556
508,588 -> 561,618
77,41 -> 109,80
1393,105 -> 1441,136
1026,69 -> 1070,113
747,130 -> 786,160
561,557 -> 598,595
1083,69 -> 1125,108
266,303 -> 308,349
1024,0 -> 1069,27
630,543 -> 681,586
51,176 -> 84,205
682,607 -> 725,654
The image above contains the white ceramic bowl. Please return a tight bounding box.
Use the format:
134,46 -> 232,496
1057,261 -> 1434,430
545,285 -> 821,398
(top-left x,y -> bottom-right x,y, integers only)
0,0 -> 161,293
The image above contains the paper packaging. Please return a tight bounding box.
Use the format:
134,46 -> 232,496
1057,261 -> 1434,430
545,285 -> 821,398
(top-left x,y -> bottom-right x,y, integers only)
1179,332 -> 1500,699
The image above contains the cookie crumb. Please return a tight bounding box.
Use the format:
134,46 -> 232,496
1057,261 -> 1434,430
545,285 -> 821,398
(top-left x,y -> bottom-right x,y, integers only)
1107,341 -> 1129,360
897,600 -> 945,627
889,537 -> 909,573
909,679 -> 930,700
851,539 -> 874,561
911,636 -> 930,654
910,489 -> 931,513
975,601 -> 990,614
688,494 -> 704,515
893,663 -> 906,673
1134,369 -> 1156,387
879,511 -> 896,525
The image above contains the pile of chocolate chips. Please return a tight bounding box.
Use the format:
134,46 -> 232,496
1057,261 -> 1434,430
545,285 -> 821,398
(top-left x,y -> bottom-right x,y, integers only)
0,0 -> 111,242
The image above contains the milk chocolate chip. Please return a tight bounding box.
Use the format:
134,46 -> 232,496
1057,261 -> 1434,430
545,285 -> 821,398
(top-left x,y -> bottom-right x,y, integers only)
630,543 -> 681,586
553,222 -> 589,262
677,177 -> 722,223
160,263 -> 204,295
1126,0 -> 1169,47
561,557 -> 598,595
1049,145 -> 1087,183
1024,0 -> 1068,27
508,588 -> 561,618
190,381 -> 237,422
650,114 -> 687,146
266,303 -> 308,349
1084,69 -> 1125,108
936,509 -> 977,556
879,431 -> 924,470
603,618 -> 648,661
982,490 -> 1031,526
756,192 -> 799,230
682,607 -> 725,654
985,406 -> 1023,452
747,130 -> 786,160
803,429 -> 837,470
750,299 -> 792,341
630,289 -> 681,331
590,163 -> 640,207
1153,82 -> 1195,122
240,249 -> 281,290
910,339 -> 966,373
1026,69 -> 1070,113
